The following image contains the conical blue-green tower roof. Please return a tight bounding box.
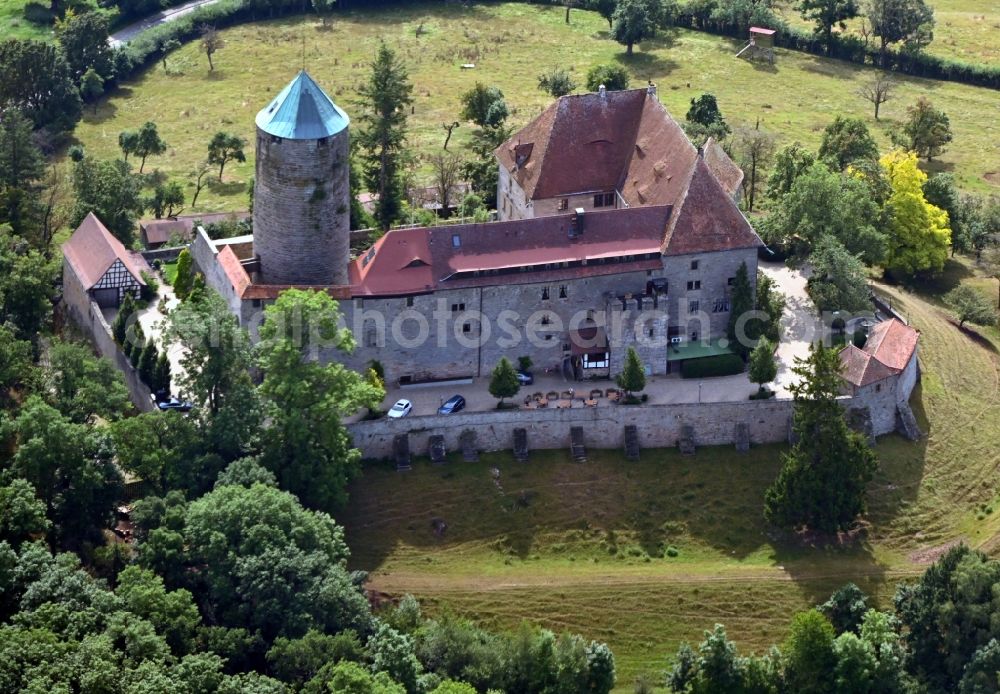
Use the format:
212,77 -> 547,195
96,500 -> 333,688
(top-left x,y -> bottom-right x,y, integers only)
255,70 -> 349,140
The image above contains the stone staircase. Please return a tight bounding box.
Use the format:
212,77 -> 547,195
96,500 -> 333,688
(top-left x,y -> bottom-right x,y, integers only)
393,434 -> 411,471
428,435 -> 446,464
678,425 -> 696,455
570,427 -> 587,463
624,425 -> 640,461
734,422 -> 750,452
513,428 -> 529,462
460,429 -> 479,462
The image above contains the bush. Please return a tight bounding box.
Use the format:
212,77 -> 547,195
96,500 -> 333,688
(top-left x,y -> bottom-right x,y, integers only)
22,1 -> 54,26
680,353 -> 745,378
140,270 -> 159,302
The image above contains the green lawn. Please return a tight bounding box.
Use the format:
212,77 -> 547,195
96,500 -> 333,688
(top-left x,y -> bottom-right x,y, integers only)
0,0 -> 55,41
774,0 -> 1000,67
67,1 -> 1000,217
160,260 -> 178,286
341,262 -> 1000,690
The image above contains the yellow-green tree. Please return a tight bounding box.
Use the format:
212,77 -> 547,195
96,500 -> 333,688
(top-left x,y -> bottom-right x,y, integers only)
880,150 -> 950,276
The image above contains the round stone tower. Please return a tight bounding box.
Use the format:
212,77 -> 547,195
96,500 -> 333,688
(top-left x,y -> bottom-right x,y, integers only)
253,70 -> 351,286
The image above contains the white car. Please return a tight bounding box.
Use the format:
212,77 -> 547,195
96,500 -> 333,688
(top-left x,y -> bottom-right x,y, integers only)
387,399 -> 413,418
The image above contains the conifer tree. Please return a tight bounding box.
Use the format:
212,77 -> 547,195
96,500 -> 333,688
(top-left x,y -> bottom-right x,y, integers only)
112,293 -> 136,345
616,347 -> 646,397
173,248 -> 194,300
356,43 -> 413,231
153,350 -> 171,394
138,339 -> 158,386
764,342 -> 877,532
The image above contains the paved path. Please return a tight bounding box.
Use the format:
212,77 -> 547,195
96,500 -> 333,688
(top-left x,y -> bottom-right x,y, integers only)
759,260 -> 818,397
109,0 -> 219,48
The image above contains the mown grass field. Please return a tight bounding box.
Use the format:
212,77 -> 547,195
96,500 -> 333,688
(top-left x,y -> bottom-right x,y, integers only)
0,0 -> 54,40
775,0 -> 1000,67
68,1 -> 1000,216
341,260 -> 1000,690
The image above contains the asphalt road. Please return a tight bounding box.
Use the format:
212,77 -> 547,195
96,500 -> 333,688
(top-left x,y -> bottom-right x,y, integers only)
109,0 -> 219,48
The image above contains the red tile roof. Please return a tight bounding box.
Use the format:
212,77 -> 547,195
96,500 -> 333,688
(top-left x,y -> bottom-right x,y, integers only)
702,137 -> 744,196
218,245 -> 251,298
497,89 -> 744,203
662,159 -> 761,255
63,212 -> 149,290
347,206 -> 672,296
140,212 -> 247,246
864,319 -> 920,371
840,319 -> 919,387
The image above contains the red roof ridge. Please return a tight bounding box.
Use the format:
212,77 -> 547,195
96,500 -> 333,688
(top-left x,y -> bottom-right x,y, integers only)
64,212 -> 149,289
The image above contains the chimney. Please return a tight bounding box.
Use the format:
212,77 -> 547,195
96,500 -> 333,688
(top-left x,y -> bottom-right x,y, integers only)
647,81 -> 657,98
598,84 -> 606,98
570,207 -> 585,238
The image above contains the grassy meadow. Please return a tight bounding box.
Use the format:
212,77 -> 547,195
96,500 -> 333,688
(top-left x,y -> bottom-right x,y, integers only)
775,0 -> 1000,67
342,262 -> 1000,690
68,1 -> 1000,216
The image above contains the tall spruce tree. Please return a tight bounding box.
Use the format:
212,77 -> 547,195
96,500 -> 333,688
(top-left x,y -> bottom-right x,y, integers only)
356,43 -> 413,231
764,342 -> 878,533
616,347 -> 646,397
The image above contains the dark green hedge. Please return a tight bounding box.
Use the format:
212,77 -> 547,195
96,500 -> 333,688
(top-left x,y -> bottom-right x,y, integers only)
680,353 -> 745,379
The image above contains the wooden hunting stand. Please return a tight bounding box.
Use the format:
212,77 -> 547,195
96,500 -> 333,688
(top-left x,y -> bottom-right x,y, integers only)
736,27 -> 776,64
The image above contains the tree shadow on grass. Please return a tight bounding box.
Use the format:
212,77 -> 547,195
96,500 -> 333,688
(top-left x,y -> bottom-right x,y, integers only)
615,51 -> 679,79
207,179 -> 248,196
884,258 -> 973,298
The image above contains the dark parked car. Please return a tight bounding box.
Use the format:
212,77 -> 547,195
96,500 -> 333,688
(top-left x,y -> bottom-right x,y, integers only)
516,371 -> 534,385
157,397 -> 193,413
438,394 -> 466,415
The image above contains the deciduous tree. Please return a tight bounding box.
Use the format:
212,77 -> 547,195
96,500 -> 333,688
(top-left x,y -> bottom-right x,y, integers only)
866,0 -> 934,65
79,67 -> 104,112
748,337 -> 777,395
1,395 -> 123,547
899,97 -> 952,161
56,10 -> 114,82
799,0 -> 860,54
764,161 -> 886,264
489,357 -> 520,407
732,120 -> 775,212
818,116 -> 878,170
537,68 -> 576,97
807,235 -> 872,313
257,289 -> 383,511
46,339 -> 131,423
0,39 -> 82,134
880,150 -> 950,276
585,63 -> 630,91
945,285 -> 996,328
200,25 -> 223,71
356,43 -> 414,231
207,131 -> 246,182
857,74 -> 896,120
611,0 -> 657,55
135,121 -> 167,174
70,156 -> 144,246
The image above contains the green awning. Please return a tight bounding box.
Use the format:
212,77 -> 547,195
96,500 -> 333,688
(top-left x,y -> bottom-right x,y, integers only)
666,339 -> 735,361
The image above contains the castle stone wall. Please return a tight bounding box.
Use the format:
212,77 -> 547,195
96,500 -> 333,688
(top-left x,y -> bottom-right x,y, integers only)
348,398 -> 796,460
253,127 -> 350,285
